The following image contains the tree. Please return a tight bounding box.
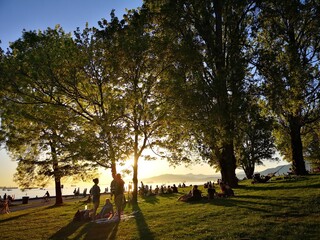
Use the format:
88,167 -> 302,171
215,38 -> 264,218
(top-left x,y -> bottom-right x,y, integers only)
255,0 -> 320,175
303,120 -> 320,168
94,8 -> 175,203
0,27 -> 107,204
234,95 -> 277,179
0,97 -> 96,205
147,0 -> 257,187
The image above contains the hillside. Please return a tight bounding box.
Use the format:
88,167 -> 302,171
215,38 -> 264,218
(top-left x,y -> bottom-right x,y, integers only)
141,164 -> 291,184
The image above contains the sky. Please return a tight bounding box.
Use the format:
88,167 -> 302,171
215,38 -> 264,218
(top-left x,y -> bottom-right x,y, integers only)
0,0 -> 288,187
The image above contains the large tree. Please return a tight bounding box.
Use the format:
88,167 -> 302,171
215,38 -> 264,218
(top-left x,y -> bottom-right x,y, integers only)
0,27 -> 121,203
0,90 -> 96,205
255,0 -> 320,175
147,0 -> 256,187
94,9 -> 175,203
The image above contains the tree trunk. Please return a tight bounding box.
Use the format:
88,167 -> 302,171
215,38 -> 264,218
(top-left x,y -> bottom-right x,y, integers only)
132,153 -> 138,204
50,140 -> 63,205
111,160 -> 117,177
289,116 -> 308,175
54,177 -> 63,205
219,143 -> 238,187
243,166 -> 255,179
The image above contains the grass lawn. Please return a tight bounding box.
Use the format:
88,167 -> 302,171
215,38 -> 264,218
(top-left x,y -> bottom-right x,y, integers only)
1,174 -> 320,240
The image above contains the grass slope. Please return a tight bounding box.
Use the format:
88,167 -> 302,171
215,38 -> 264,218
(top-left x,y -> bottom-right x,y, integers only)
1,175 -> 320,240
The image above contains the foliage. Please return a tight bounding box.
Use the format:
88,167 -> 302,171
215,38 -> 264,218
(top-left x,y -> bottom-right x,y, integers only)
255,0 -> 320,174
235,97 -> 277,178
148,0 -> 257,186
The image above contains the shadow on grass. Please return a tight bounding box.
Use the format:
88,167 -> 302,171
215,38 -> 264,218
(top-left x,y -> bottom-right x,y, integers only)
141,193 -> 180,204
141,195 -> 160,204
0,213 -> 30,223
132,203 -> 155,240
49,220 -> 119,240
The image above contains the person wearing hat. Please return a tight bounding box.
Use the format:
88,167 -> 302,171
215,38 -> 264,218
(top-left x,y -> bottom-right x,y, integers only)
91,178 -> 101,220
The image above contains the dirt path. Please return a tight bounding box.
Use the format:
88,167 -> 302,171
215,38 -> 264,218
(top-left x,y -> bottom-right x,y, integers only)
8,196 -> 86,212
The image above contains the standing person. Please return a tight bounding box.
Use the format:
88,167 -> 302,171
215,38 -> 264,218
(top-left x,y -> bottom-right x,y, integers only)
114,173 -> 125,220
91,178 -> 101,220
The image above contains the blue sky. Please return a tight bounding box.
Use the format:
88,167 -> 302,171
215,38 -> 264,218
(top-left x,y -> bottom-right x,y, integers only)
0,0 -> 143,50
0,0 -> 288,187
0,0 -> 144,186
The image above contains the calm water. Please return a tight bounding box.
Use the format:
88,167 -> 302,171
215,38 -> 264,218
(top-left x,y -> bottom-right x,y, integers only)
0,181 -> 210,200
0,185 -> 92,200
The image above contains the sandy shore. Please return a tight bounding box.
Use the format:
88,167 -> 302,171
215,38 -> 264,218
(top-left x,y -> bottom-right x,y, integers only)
3,192 -> 112,214
7,195 -> 89,212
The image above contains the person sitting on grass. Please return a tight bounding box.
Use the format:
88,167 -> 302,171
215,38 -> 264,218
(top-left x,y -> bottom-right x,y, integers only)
207,184 -> 216,200
217,182 -> 234,197
98,198 -> 114,219
178,185 -> 202,202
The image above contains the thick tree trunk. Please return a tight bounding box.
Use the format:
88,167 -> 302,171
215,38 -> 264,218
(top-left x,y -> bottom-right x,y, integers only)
289,116 -> 308,175
243,166 -> 255,179
50,142 -> 63,205
54,177 -> 63,205
111,160 -> 117,178
219,143 -> 238,187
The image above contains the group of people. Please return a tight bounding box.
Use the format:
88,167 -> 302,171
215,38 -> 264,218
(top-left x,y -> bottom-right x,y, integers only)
88,173 -> 125,221
178,180 -> 235,202
139,182 -> 180,197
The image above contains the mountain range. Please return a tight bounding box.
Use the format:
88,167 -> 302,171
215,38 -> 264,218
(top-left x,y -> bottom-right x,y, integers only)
140,164 -> 291,184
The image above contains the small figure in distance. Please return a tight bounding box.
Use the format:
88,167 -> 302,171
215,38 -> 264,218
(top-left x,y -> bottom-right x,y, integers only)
171,184 -> 178,193
43,191 -> 50,202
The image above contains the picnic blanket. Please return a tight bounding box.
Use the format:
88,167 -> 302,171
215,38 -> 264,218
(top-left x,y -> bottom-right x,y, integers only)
94,210 -> 140,224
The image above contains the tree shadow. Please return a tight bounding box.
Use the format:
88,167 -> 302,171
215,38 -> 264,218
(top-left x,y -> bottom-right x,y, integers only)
0,213 -> 30,223
49,220 -> 87,239
79,221 -> 119,240
49,219 -> 119,240
132,203 -> 155,240
141,195 -> 160,204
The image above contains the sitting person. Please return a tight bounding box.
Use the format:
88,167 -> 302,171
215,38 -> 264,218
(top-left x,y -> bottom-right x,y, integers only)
171,184 -> 178,193
178,185 -> 202,202
224,182 -> 234,197
98,198 -> 114,219
178,190 -> 192,202
217,182 -> 234,197
207,184 -> 216,199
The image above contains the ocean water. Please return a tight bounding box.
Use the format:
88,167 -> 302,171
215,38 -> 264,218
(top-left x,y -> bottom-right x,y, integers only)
0,185 -> 92,200
0,181 -> 209,200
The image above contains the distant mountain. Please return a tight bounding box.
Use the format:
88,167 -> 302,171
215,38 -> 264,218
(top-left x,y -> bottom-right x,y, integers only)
259,164 -> 291,176
141,173 -> 220,185
140,164 -> 291,184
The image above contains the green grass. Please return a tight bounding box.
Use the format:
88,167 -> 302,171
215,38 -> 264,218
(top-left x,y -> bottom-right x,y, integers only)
1,174 -> 320,240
